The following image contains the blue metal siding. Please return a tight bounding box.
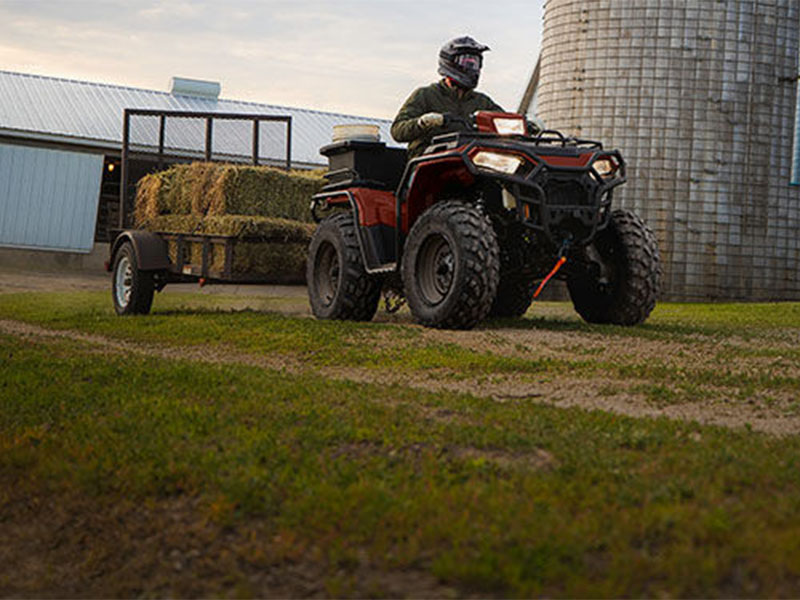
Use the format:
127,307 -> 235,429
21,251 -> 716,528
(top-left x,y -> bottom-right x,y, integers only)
0,143 -> 103,252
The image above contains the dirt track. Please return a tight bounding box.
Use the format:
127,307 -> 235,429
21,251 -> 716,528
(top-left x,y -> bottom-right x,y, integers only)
2,268 -> 799,436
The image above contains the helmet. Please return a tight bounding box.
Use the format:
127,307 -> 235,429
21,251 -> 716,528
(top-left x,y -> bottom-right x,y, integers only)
438,36 -> 490,89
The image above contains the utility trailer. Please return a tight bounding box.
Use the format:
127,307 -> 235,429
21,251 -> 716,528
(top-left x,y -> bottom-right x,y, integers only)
106,109 -> 294,315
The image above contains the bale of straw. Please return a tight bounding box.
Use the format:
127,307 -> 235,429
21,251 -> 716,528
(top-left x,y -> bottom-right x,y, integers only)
134,162 -> 325,225
181,239 -> 307,282
199,216 -> 314,242
206,165 -> 324,222
133,172 -> 167,227
231,241 -> 307,281
142,214 -> 205,234
144,215 -> 313,243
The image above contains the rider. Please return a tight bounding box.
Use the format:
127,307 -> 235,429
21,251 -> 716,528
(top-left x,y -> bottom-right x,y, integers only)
391,36 -> 504,159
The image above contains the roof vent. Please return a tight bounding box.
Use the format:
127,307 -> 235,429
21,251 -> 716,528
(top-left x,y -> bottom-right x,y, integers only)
169,77 -> 221,99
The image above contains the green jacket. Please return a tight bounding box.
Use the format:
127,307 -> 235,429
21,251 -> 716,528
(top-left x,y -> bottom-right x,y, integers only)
391,80 -> 503,158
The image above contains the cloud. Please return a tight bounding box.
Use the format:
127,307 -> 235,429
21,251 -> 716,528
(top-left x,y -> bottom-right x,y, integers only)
0,0 -> 543,118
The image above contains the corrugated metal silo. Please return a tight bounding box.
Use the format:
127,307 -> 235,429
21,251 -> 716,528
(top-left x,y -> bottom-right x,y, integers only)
535,0 -> 800,300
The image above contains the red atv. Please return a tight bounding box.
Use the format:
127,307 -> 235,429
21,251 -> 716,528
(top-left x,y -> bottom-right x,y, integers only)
308,111 -> 660,330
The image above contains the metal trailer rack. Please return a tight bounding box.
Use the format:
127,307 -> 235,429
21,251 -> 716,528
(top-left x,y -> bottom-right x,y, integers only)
107,109 -> 300,314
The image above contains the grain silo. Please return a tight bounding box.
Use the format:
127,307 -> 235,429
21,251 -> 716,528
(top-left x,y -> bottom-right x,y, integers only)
529,0 -> 800,301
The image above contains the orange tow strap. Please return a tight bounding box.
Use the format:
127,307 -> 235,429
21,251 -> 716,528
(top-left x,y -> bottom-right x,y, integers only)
533,256 -> 567,299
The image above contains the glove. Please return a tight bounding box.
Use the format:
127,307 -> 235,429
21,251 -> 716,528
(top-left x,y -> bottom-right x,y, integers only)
417,112 -> 445,129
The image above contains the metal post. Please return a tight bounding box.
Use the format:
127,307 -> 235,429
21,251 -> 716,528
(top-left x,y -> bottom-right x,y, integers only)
119,110 -> 130,229
205,117 -> 213,162
158,114 -> 166,170
285,117 -> 292,170
252,118 -> 260,166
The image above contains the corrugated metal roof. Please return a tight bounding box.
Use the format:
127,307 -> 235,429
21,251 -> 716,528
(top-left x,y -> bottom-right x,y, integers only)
0,70 -> 398,167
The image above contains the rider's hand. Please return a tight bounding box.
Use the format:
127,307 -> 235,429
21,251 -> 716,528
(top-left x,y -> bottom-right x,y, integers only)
417,112 -> 445,129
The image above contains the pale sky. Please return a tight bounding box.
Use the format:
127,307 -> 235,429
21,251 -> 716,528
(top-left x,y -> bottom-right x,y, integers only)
0,0 -> 544,120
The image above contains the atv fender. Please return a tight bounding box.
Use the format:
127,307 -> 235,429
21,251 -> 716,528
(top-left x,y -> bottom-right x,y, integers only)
108,230 -> 170,272
311,189 -> 397,273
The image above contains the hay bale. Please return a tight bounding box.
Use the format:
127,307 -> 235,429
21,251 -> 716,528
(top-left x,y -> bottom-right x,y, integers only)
133,172 -> 167,227
206,165 -> 324,222
200,216 -> 314,242
145,215 -> 313,243
134,162 -> 325,225
143,214 -> 205,234
180,238 -> 306,282
232,241 -> 307,281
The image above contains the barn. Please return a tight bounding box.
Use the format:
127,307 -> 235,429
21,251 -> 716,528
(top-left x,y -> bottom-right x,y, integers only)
0,70 -> 393,262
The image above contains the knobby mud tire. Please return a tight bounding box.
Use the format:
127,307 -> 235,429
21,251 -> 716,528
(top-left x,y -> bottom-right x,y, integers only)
567,209 -> 661,326
402,201 -> 500,330
307,212 -> 382,321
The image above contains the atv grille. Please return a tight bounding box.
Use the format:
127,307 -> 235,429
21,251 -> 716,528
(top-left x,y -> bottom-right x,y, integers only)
544,180 -> 589,207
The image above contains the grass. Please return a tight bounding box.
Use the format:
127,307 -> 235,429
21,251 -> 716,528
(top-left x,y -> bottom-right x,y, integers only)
3,332 -> 800,597
1,291 -> 799,404
2,291 -> 800,596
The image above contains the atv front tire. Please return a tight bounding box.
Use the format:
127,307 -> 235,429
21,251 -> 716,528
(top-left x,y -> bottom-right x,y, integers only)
112,241 -> 155,315
402,201 -> 499,330
567,209 -> 660,325
307,212 -> 382,321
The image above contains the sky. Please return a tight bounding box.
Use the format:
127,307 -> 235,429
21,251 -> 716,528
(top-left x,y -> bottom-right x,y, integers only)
0,0 -> 544,120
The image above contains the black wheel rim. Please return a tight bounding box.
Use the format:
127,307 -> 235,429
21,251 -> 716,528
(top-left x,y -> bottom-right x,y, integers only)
416,233 -> 454,305
314,241 -> 339,307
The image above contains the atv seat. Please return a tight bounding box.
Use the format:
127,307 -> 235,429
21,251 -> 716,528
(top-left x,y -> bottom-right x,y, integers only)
320,140 -> 406,192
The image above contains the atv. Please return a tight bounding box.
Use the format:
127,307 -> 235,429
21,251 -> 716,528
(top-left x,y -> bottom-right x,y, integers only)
307,111 -> 660,330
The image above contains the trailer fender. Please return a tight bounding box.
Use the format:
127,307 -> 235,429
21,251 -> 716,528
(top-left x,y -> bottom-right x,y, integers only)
108,230 -> 171,272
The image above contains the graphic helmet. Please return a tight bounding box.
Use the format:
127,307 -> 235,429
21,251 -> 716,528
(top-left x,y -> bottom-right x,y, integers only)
438,36 -> 490,89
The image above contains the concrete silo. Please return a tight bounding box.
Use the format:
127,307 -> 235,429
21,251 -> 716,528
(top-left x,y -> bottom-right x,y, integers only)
532,0 -> 800,301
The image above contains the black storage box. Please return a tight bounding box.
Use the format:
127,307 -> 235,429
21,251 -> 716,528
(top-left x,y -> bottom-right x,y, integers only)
320,140 -> 406,191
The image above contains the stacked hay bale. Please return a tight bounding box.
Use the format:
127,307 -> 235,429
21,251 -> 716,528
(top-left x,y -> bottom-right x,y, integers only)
134,163 -> 325,282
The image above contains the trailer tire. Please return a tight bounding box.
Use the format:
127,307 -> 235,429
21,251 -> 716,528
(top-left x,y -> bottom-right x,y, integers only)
112,241 -> 155,315
307,212 -> 382,321
402,201 -> 499,330
567,209 -> 660,326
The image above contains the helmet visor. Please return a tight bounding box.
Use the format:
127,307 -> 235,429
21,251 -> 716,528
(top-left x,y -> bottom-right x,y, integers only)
455,53 -> 482,72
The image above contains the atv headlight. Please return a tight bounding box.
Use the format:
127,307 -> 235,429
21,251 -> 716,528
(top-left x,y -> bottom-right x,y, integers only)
472,151 -> 524,175
493,117 -> 527,136
592,155 -> 619,179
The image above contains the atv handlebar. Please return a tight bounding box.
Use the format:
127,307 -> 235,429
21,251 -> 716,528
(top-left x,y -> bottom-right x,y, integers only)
440,112 -> 602,149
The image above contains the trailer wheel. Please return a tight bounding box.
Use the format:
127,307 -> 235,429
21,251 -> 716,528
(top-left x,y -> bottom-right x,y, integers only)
307,212 -> 382,321
567,209 -> 660,325
402,201 -> 499,330
112,241 -> 155,315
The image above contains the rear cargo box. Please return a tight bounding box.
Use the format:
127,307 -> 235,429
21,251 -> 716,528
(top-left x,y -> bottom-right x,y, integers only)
320,140 -> 406,190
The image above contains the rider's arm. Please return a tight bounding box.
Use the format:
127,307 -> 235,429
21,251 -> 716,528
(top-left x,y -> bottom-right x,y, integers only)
476,92 -> 504,114
391,88 -> 429,143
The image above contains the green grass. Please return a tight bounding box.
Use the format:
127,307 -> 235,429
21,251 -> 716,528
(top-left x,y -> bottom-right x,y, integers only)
1,292 -> 799,407
3,332 -> 800,597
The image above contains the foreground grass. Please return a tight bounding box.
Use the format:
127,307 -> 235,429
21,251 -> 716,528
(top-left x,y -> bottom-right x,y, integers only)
3,330 -> 800,597
1,292 -> 800,404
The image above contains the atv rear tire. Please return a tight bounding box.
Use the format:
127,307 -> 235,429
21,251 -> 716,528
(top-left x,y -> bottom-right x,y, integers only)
402,201 -> 499,330
112,241 -> 155,315
307,212 -> 382,321
567,209 -> 660,325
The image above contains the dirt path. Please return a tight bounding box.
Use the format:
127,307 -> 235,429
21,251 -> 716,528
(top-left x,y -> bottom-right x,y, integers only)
3,317 -> 799,436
